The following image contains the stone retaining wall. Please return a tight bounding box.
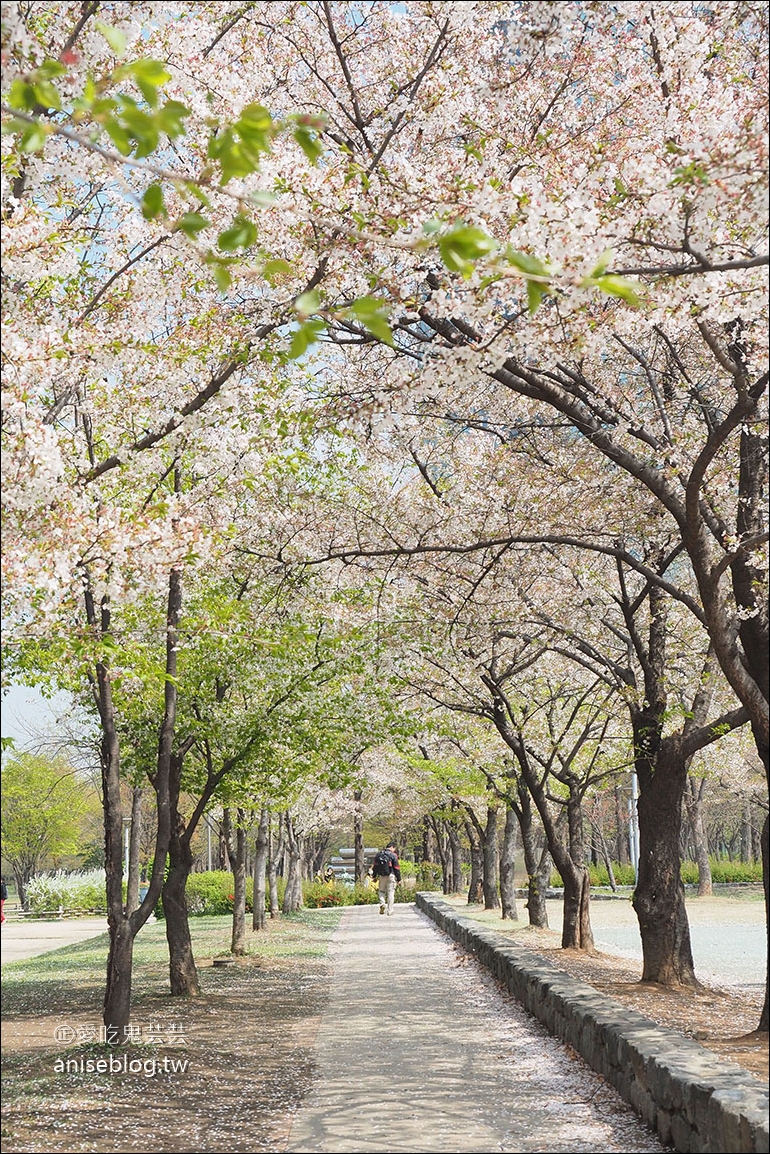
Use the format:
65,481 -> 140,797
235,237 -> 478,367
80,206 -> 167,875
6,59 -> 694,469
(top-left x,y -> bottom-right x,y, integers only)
416,893 -> 768,1154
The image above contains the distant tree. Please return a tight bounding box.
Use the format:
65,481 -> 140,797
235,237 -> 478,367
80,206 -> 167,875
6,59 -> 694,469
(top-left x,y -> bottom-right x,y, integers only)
0,752 -> 91,906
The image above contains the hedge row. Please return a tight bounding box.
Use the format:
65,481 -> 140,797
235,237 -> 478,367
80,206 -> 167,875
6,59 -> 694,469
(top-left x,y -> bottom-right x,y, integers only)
551,858 -> 762,888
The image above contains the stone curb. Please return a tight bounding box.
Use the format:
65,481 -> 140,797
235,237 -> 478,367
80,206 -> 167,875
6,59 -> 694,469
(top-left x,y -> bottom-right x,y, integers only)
416,892 -> 769,1154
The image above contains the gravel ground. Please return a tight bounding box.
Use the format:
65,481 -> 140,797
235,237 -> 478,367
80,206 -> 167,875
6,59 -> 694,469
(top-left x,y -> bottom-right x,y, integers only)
545,890 -> 766,992
286,904 -> 673,1154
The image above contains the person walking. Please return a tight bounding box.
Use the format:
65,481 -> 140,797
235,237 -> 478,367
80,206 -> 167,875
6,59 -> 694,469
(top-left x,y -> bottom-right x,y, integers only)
371,844 -> 401,916
1,876 -> 7,924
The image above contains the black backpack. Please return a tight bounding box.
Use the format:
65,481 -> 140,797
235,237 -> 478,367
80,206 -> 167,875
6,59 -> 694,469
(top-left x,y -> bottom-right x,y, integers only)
373,850 -> 394,877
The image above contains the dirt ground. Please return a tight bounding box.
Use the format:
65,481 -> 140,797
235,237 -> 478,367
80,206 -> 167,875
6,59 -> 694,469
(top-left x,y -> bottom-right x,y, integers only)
440,893 -> 768,1084
508,924 -> 768,1082
1,903 -> 767,1154
1,944 -> 329,1153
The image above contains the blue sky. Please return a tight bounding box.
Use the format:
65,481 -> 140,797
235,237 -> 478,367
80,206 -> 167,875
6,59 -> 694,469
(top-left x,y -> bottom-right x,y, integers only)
1,685 -> 70,747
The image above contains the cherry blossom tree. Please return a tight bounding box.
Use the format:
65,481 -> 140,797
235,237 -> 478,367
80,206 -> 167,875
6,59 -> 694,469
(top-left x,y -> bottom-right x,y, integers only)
3,2 -> 767,1031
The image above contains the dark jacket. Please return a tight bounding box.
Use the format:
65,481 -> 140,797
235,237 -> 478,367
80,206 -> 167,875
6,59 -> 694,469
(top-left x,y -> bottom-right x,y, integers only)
373,850 -> 401,882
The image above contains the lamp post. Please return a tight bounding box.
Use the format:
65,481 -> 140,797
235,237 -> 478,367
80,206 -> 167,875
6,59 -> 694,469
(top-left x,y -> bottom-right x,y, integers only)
628,773 -> 640,885
122,816 -> 131,883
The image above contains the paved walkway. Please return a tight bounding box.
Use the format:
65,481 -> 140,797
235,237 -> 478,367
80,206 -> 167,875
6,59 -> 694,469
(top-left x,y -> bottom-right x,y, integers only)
285,904 -> 669,1154
0,916 -> 108,965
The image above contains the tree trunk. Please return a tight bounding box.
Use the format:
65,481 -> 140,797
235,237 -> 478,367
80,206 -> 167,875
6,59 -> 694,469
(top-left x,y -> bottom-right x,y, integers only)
353,790 -> 365,883
429,816 -> 451,893
633,732 -> 697,987
13,868 -> 27,911
162,828 -> 200,996
268,816 -> 281,917
760,812 -> 769,1032
282,813 -> 303,913
517,785 -> 549,928
125,786 -> 143,914
161,739 -> 201,997
741,801 -> 753,863
482,805 -> 500,910
252,807 -> 269,931
685,775 -> 713,896
526,850 -> 551,930
488,709 -> 588,945
103,915 -> 135,1045
464,818 -> 484,903
422,817 -> 437,865
101,567 -> 179,1042
499,806 -> 518,920
218,820 -> 231,871
228,813 -> 248,955
558,856 -> 593,951
591,812 -> 617,892
447,820 -> 463,895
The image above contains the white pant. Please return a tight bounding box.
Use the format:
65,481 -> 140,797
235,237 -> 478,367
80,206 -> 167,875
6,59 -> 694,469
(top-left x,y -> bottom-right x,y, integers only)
378,873 -> 396,915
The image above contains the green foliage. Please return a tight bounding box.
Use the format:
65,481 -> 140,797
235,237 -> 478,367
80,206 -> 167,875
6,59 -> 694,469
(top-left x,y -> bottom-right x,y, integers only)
550,859 -> 763,888
303,880 -> 348,908
343,296 -> 394,345
583,862 -> 637,887
303,878 -> 414,907
171,870 -> 254,916
438,223 -> 498,278
681,858 -> 762,885
1,753 -> 92,893
413,861 -> 443,890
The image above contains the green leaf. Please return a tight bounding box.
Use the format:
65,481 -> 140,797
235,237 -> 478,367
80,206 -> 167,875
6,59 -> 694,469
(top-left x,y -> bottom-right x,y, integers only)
32,79 -> 62,110
37,60 -> 67,80
136,78 -> 160,108
248,189 -> 277,207
527,279 -> 545,315
95,20 -> 128,56
176,212 -> 210,238
422,219 -> 442,236
589,249 -> 614,278
125,59 -> 172,88
18,122 -> 50,153
592,275 -> 643,306
141,183 -> 165,220
504,248 -> 551,279
236,103 -> 274,153
217,215 -> 258,251
209,128 -> 263,185
103,117 -> 132,154
8,80 -> 38,112
210,261 -> 232,292
262,258 -> 294,283
294,125 -> 323,165
155,99 -> 190,137
294,289 -> 320,316
438,225 -> 498,277
349,296 -> 394,345
289,319 -> 325,359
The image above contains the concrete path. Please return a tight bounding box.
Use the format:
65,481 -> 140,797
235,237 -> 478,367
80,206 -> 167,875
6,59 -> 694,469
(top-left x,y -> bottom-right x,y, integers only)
285,904 -> 669,1154
0,916 -> 108,965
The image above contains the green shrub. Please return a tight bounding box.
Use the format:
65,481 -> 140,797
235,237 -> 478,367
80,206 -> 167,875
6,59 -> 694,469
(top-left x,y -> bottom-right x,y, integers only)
698,858 -> 762,884
414,862 -> 443,890
303,877 -> 414,908
180,871 -> 253,916
550,858 -> 762,890
352,882 -> 379,905
304,881 -> 347,908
